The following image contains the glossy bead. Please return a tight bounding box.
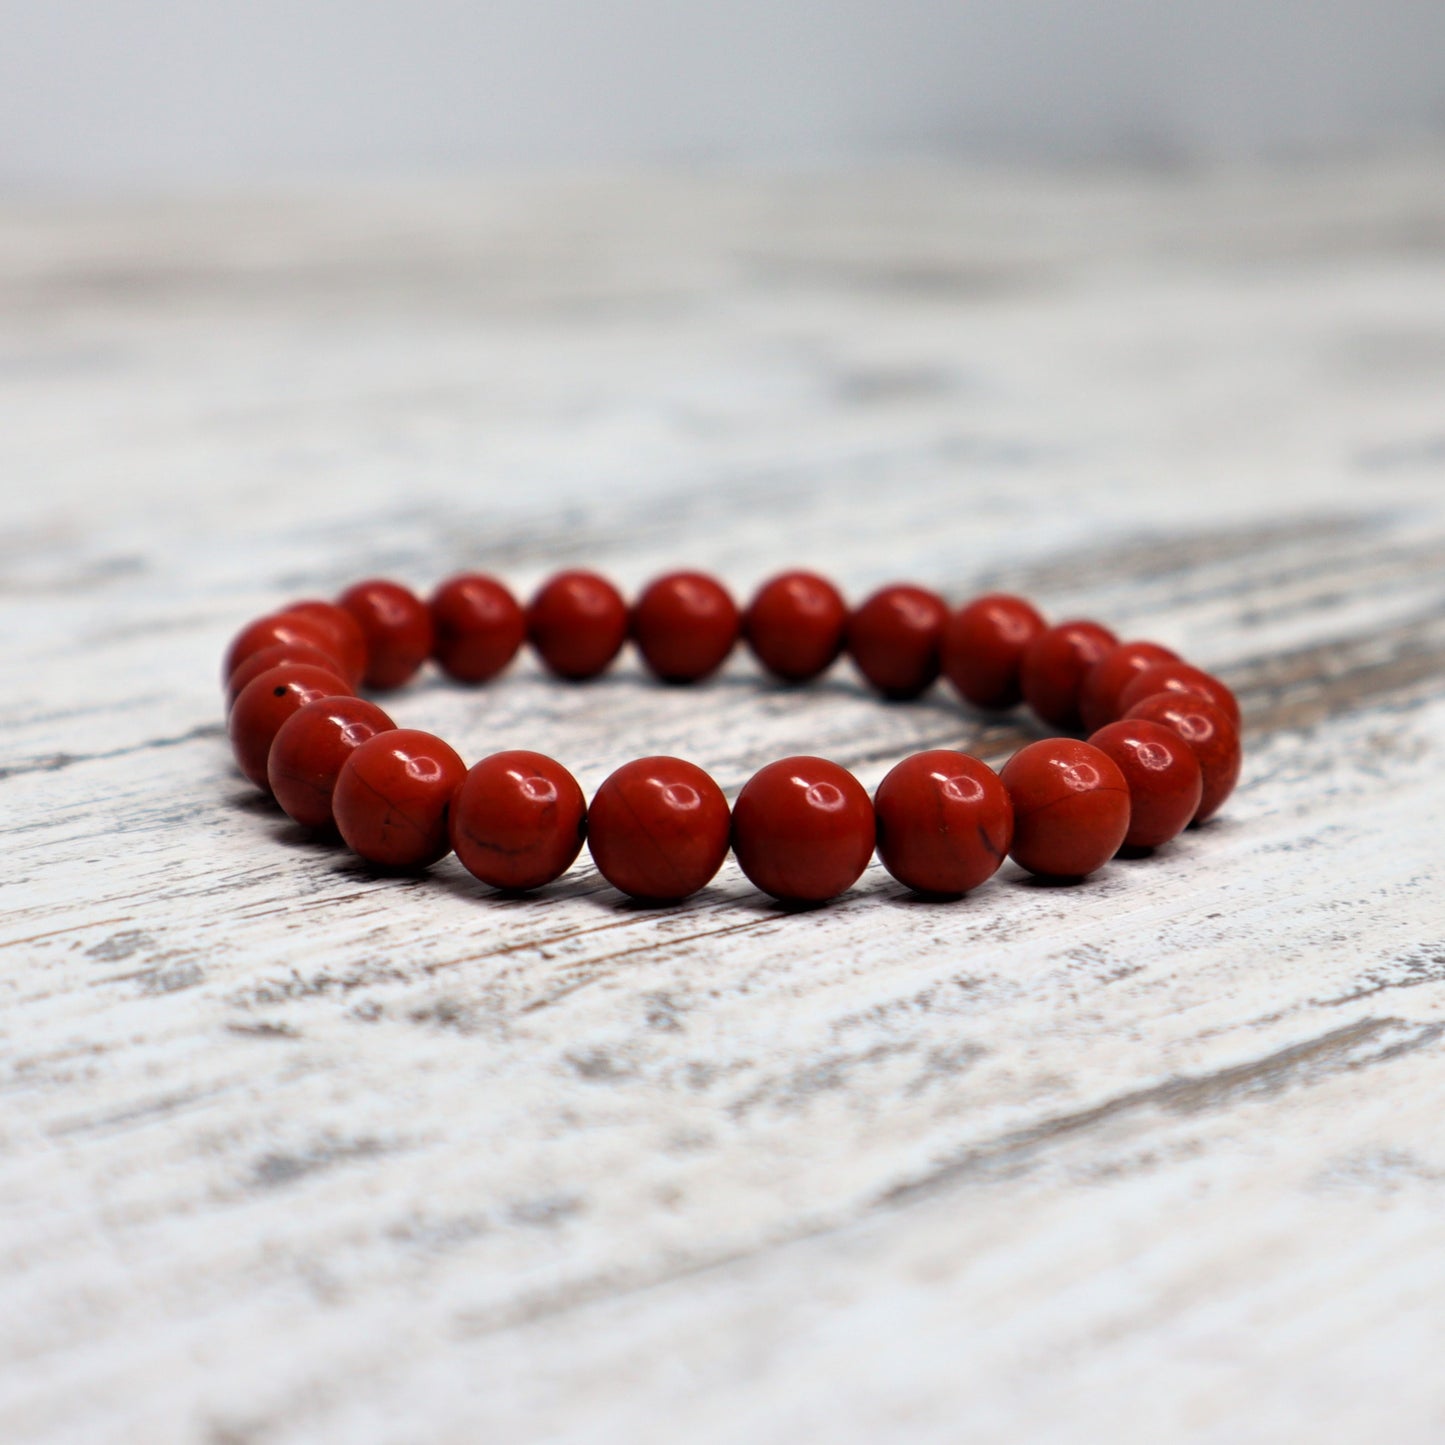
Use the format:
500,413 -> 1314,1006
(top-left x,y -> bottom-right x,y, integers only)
223,611 -> 343,686
940,593 -> 1046,710
732,756 -> 875,904
228,663 -> 355,792
225,641 -> 349,707
332,729 -> 467,869
1087,718 -> 1203,849
1125,693 -> 1242,824
999,738 -> 1131,878
1117,662 -> 1242,730
267,696 -> 397,830
1020,620 -> 1119,731
449,750 -> 587,891
1078,640 -> 1180,734
631,572 -> 740,684
429,573 -> 526,684
744,571 -> 848,683
285,600 -> 369,685
337,579 -> 433,691
527,570 -> 629,680
847,584 -> 947,700
587,756 -> 731,902
874,750 -> 1013,896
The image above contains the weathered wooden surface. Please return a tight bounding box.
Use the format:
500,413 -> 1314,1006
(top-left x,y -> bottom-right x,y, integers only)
3,159 -> 1445,1444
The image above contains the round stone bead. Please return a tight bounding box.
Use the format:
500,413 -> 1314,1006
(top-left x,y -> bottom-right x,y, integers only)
1078,640 -> 1180,734
940,593 -> 1046,710
228,663 -> 355,792
847,584 -> 948,700
874,750 -> 1013,896
267,696 -> 397,830
1020,620 -> 1119,731
527,570 -> 629,680
1117,662 -> 1242,730
337,579 -> 434,691
732,756 -> 875,904
285,600 -> 369,685
333,729 -> 467,869
1087,718 -> 1203,849
999,738 -> 1131,878
225,641 -> 349,707
744,571 -> 849,683
450,750 -> 587,891
429,573 -> 526,684
631,572 -> 740,684
587,756 -> 731,902
223,610 -> 344,687
1125,692 -> 1242,824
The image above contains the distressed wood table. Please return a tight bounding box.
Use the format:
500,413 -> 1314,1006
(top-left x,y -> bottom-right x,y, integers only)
3,158 -> 1444,1444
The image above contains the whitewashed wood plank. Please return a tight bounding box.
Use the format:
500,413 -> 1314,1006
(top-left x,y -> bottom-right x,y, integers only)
2,158 -> 1444,1444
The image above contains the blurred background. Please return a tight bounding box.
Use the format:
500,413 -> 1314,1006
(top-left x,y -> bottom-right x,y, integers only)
4,0 -> 1444,581
2,0 -> 1444,188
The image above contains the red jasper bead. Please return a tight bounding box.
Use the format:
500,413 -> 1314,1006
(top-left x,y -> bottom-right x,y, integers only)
225,641 -> 349,707
333,729 -> 467,869
744,571 -> 848,683
1125,692 -> 1242,824
267,696 -> 397,830
874,750 -> 1013,896
228,663 -> 355,792
337,579 -> 433,691
223,611 -> 344,687
1087,718 -> 1203,849
1078,640 -> 1180,734
450,750 -> 587,891
285,600 -> 369,685
527,570 -> 629,680
587,756 -> 731,902
847,584 -> 947,700
940,593 -> 1046,710
429,573 -> 526,684
1117,662 -> 1242,730
631,572 -> 740,684
1000,738 -> 1131,877
1020,620 -> 1119,731
732,756 -> 874,903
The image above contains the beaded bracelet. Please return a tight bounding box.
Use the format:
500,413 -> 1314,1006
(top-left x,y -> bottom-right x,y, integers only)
222,570 -> 1243,906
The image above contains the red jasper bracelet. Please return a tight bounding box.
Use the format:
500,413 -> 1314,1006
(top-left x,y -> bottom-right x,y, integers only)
223,570 -> 1243,906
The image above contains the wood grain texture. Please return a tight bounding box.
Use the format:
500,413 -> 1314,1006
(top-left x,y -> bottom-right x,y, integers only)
2,157 -> 1445,1444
